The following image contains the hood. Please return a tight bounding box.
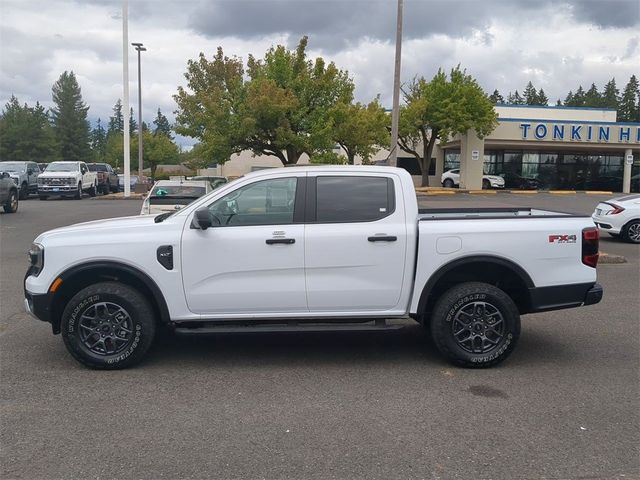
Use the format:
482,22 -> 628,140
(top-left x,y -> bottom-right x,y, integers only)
35,215 -> 159,243
485,175 -> 504,181
40,171 -> 79,178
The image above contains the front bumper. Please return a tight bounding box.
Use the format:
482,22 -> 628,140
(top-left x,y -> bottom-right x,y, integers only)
38,185 -> 79,193
528,282 -> 603,313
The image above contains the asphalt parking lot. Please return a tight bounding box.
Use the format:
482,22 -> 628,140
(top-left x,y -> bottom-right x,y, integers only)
1,193 -> 638,479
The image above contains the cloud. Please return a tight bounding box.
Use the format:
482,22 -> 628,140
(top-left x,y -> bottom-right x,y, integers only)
1,0 -> 638,149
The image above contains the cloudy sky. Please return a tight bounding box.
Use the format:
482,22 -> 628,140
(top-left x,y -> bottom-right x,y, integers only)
1,0 -> 639,147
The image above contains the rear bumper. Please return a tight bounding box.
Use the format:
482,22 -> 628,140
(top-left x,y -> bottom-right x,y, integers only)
528,282 -> 603,313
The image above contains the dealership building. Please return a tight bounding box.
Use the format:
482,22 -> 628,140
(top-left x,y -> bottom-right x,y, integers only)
429,104 -> 640,192
209,104 -> 639,192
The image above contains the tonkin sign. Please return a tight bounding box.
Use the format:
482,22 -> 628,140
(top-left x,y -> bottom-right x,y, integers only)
520,123 -> 640,144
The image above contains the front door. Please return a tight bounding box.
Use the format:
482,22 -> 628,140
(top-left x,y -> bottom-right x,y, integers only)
304,174 -> 408,313
181,175 -> 307,316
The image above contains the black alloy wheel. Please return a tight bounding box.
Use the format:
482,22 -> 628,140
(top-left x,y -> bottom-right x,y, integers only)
430,282 -> 520,368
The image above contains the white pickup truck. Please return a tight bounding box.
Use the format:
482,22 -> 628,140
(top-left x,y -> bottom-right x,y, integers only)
37,161 -> 98,200
24,166 -> 602,369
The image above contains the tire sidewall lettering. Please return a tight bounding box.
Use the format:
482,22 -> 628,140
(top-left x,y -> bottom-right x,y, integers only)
67,294 -> 100,334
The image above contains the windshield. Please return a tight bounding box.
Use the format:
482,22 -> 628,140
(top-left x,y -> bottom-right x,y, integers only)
45,163 -> 79,172
150,185 -> 206,198
0,162 -> 26,173
88,164 -> 107,172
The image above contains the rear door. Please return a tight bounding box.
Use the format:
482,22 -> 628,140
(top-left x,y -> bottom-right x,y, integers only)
304,173 -> 408,313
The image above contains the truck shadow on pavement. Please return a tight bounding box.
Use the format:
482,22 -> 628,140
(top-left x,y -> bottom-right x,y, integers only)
140,324 -> 570,370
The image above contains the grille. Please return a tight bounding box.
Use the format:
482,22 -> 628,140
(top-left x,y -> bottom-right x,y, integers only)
39,177 -> 75,185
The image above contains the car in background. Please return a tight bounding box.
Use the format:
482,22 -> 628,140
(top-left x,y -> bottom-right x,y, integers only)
0,161 -> 39,199
441,169 -> 505,189
592,194 -> 640,243
37,161 -> 98,200
502,173 -> 544,190
117,174 -> 152,192
140,179 -> 211,215
0,170 -> 19,213
188,175 -> 228,190
37,163 -> 48,173
87,163 -> 119,194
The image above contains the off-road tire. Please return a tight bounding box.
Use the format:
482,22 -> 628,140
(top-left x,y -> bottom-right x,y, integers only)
622,220 -> 640,244
75,183 -> 82,200
3,189 -> 18,213
102,182 -> 110,195
443,178 -> 455,188
88,182 -> 97,197
61,282 -> 156,369
430,282 -> 520,368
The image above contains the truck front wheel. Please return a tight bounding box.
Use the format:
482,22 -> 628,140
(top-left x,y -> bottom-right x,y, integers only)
61,282 -> 156,369
430,282 -> 520,368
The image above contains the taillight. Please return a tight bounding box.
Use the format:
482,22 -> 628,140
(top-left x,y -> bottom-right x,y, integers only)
604,202 -> 625,215
582,227 -> 599,268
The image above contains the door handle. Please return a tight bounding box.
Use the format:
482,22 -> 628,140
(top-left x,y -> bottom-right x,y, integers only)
368,236 -> 397,242
266,238 -> 295,245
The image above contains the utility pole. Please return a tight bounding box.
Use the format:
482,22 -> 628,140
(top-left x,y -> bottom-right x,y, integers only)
389,0 -> 403,167
122,0 -> 130,196
132,42 -> 146,191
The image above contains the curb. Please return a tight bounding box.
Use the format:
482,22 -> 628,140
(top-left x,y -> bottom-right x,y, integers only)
599,252 -> 627,264
415,188 -> 614,195
93,194 -> 145,200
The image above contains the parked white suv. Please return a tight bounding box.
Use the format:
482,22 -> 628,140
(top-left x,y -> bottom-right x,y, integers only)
441,169 -> 505,189
37,161 -> 98,200
24,166 -> 602,369
592,194 -> 640,243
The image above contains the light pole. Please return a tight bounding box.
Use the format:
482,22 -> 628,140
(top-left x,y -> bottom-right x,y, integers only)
389,0 -> 403,167
122,0 -> 130,197
132,42 -> 146,191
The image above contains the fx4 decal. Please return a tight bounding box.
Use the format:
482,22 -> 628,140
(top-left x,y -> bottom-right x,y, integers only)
549,234 -> 577,244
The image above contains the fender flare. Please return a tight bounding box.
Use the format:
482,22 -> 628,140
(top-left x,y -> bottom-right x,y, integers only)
416,255 -> 535,315
57,260 -> 171,325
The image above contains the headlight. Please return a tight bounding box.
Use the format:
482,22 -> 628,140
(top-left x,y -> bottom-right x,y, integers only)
27,243 -> 44,277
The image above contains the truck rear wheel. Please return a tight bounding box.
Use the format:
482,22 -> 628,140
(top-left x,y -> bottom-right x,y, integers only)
61,282 -> 156,369
3,189 -> 18,213
430,282 -> 520,368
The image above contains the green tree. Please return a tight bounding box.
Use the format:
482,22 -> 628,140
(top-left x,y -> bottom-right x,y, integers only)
129,107 -> 137,135
488,89 -> 504,104
174,36 -> 354,166
309,150 -> 346,165
131,130 -> 180,178
327,98 -> 389,164
0,96 -> 57,162
104,131 -> 126,170
537,88 -> 549,106
618,75 -> 639,122
153,108 -> 172,139
90,118 -> 107,162
50,71 -> 91,161
507,90 -> 524,105
523,81 -> 538,105
398,67 -> 498,187
566,86 -> 586,107
601,78 -> 619,110
584,83 -> 601,107
108,99 -> 124,136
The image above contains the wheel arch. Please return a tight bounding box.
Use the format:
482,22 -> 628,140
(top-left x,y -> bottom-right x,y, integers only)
50,261 -> 171,334
416,255 -> 534,320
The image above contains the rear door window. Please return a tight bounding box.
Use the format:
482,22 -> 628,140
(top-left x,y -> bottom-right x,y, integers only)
315,176 -> 394,223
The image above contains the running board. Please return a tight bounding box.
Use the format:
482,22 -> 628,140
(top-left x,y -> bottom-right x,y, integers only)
174,319 -> 405,335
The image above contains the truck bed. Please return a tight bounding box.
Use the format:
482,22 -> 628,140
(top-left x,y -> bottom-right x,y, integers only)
418,207 -> 582,220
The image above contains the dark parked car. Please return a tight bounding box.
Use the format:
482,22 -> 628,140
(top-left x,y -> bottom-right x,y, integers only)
0,170 -> 19,213
503,173 -> 544,190
87,163 -> 119,194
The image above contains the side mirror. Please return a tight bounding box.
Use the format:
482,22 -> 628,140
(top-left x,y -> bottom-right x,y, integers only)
192,207 -> 220,230
27,168 -> 33,175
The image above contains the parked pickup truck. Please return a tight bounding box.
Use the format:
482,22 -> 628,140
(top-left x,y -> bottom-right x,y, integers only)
24,166 -> 602,369
87,163 -> 119,194
38,161 -> 98,200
